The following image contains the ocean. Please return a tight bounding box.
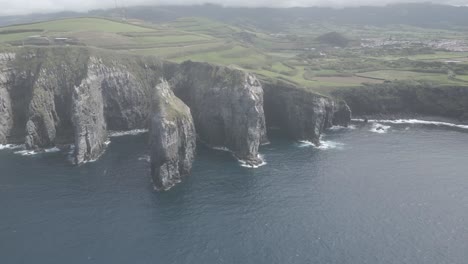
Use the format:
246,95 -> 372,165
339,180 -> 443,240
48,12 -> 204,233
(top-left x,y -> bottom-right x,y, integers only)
1,120 -> 467,264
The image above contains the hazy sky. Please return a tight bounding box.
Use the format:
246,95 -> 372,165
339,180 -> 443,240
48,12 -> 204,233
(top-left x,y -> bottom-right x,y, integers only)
0,0 -> 466,16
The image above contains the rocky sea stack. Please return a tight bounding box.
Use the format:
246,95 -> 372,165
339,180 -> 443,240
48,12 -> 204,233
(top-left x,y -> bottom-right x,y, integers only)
0,46 -> 352,190
171,61 -> 267,166
149,80 -> 196,191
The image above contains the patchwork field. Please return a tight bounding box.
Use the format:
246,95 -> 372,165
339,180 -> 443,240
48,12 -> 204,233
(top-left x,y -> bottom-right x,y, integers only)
1,16 -> 468,91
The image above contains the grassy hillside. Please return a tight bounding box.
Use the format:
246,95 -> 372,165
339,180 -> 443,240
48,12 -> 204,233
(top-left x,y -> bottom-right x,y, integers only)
1,16 -> 468,92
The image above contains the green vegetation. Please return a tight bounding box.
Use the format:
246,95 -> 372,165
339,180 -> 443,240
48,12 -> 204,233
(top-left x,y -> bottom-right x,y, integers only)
316,32 -> 351,47
1,15 -> 468,92
4,18 -> 150,32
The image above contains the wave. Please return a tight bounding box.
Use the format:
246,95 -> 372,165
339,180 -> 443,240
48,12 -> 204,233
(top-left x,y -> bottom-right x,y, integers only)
211,146 -> 231,152
44,147 -> 61,153
0,144 -> 24,150
14,146 -> 61,156
353,118 -> 468,130
238,154 -> 267,169
109,129 -> 148,137
298,139 -> 344,150
370,123 -> 391,134
328,125 -> 356,131
138,155 -> 150,162
67,145 -> 75,163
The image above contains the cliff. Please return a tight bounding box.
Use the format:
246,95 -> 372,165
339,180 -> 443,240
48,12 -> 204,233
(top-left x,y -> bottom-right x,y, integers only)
170,61 -> 267,165
263,80 -> 351,144
0,53 -> 14,144
0,46 -> 353,191
331,81 -> 468,122
0,47 -> 165,163
149,80 -> 196,190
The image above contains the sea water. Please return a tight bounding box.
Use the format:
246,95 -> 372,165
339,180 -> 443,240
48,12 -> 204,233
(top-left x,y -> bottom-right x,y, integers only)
1,121 -> 467,264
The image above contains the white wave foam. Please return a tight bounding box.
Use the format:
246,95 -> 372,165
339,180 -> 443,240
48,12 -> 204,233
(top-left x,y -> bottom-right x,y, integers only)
238,154 -> 267,168
315,140 -> 345,150
298,139 -> 344,150
67,145 -> 75,163
0,144 -> 24,150
44,147 -> 60,153
138,155 -> 150,162
375,119 -> 468,130
298,140 -> 315,148
353,118 -> 468,130
14,146 -> 62,156
370,123 -> 391,134
109,129 -> 148,137
328,125 -> 356,131
211,146 -> 231,152
14,150 -> 38,156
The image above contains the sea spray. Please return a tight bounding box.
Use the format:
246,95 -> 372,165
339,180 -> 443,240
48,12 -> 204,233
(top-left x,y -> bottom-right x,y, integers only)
352,118 -> 468,130
109,129 -> 148,137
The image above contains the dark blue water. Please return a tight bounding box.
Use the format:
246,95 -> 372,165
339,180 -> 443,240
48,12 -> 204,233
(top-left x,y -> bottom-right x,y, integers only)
1,122 -> 467,264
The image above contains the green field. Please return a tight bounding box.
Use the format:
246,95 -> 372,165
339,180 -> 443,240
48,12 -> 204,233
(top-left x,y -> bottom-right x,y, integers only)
2,18 -> 151,33
1,16 -> 467,90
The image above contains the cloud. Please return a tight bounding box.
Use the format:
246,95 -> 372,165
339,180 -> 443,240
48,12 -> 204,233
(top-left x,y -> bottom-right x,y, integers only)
0,0 -> 464,16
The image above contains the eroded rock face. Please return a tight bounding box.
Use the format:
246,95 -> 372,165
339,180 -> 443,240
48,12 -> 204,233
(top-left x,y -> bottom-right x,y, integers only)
171,61 -> 267,165
263,81 -> 351,144
333,100 -> 352,127
71,63 -> 108,165
150,80 -> 196,191
0,54 -> 14,144
332,83 -> 468,121
0,46 -> 356,191
0,47 -> 166,164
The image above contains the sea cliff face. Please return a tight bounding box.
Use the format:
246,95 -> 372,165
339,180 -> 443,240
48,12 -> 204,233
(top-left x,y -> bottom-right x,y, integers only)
170,61 -> 267,165
0,47 -> 166,163
263,81 -> 351,145
149,80 -> 196,190
0,53 -> 14,144
0,46 -> 353,190
332,82 -> 468,121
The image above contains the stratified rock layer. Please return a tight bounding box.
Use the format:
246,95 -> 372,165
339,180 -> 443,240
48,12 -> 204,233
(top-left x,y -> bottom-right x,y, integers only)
332,82 -> 468,121
263,81 -> 350,145
150,80 -> 196,190
333,100 -> 352,127
171,61 -> 267,165
0,46 -> 355,191
71,61 -> 108,164
0,53 -> 14,144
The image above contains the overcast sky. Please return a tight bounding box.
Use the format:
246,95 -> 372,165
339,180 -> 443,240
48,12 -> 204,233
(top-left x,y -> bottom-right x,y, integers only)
0,0 -> 466,16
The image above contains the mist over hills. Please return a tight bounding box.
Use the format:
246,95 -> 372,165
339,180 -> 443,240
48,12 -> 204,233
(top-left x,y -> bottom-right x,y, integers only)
1,3 -> 468,30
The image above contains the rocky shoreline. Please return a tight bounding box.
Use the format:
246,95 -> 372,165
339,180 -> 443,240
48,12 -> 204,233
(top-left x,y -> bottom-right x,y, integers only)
4,47 -> 467,191
0,46 -> 351,190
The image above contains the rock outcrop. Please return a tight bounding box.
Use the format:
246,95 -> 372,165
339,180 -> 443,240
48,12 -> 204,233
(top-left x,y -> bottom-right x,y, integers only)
0,53 -> 14,144
0,46 -> 355,191
171,61 -> 267,165
333,100 -> 352,127
263,81 -> 350,145
71,65 -> 108,164
149,80 -> 196,190
332,82 -> 468,121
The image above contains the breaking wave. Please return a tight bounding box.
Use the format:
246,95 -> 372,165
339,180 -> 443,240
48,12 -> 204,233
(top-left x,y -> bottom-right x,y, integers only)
298,139 -> 344,150
328,125 -> 356,131
353,118 -> 468,130
109,129 -> 148,137
238,154 -> 267,169
138,155 -> 150,162
211,146 -> 231,152
0,144 -> 24,150
14,146 -> 61,156
370,123 -> 391,134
